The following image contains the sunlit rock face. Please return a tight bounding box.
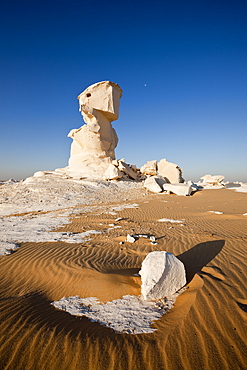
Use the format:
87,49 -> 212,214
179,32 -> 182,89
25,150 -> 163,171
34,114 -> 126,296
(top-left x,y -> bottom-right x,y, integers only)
140,160 -> 158,176
139,251 -> 186,300
157,159 -> 184,184
67,81 -> 122,178
200,174 -> 225,187
162,183 -> 193,196
143,176 -> 166,193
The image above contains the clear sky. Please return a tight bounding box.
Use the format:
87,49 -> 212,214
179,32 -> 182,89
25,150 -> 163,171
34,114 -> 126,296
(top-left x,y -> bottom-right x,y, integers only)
1,0 -> 246,182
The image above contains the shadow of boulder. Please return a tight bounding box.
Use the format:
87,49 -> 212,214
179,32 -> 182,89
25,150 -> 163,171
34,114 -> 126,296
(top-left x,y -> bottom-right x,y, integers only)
177,240 -> 225,283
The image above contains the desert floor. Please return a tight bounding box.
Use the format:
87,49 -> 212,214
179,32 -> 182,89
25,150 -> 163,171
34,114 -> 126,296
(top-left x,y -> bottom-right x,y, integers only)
0,188 -> 246,369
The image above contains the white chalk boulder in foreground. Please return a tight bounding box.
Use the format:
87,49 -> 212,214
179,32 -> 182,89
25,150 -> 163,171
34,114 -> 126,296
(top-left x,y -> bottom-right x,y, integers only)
139,251 -> 186,300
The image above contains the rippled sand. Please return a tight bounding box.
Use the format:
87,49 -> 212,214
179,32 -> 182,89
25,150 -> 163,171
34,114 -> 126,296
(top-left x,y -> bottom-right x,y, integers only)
0,189 -> 246,369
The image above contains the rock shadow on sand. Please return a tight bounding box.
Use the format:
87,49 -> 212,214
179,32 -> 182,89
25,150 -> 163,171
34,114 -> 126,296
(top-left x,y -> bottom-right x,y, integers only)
177,240 -> 225,283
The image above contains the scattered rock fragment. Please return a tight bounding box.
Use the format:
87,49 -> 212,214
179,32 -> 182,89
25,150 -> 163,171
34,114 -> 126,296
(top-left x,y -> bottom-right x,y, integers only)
143,176 -> 163,193
162,183 -> 193,196
126,234 -> 136,243
103,164 -> 123,180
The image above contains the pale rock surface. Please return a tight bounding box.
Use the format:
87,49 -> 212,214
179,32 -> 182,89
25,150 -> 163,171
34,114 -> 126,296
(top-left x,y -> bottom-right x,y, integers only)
126,234 -> 136,243
144,176 -> 163,193
200,174 -> 225,187
67,81 -> 122,178
118,160 -> 138,180
157,159 -> 184,184
187,180 -> 199,192
140,160 -> 157,176
162,183 -> 193,196
33,171 -> 46,178
103,163 -> 123,181
139,251 -> 186,300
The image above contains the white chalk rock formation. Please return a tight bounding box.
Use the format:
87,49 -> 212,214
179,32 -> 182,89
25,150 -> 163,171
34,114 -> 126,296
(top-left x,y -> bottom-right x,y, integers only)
162,183 -> 193,196
140,160 -> 157,176
139,251 -> 186,300
144,176 -> 163,193
103,163 -> 123,181
144,176 -> 167,193
118,160 -> 138,180
67,81 -> 122,178
157,159 -> 184,184
200,174 -> 225,186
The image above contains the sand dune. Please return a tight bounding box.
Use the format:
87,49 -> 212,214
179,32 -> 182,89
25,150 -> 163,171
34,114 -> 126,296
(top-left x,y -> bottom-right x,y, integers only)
0,189 -> 246,369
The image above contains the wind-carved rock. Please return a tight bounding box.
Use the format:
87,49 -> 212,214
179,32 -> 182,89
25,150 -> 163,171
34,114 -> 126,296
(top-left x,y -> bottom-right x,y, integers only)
67,81 -> 122,178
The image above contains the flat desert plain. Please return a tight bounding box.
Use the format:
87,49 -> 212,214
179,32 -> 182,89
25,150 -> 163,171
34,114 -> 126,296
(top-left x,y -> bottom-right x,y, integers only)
0,185 -> 246,369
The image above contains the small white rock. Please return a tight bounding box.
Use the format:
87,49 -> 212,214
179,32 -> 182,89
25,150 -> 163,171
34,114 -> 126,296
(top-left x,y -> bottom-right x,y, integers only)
126,234 -> 136,243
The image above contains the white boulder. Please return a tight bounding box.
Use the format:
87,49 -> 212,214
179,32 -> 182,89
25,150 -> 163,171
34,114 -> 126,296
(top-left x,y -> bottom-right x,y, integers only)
157,159 -> 184,184
139,251 -> 186,300
162,183 -> 193,196
200,174 -> 225,186
103,163 -> 123,180
144,176 -> 164,193
140,160 -> 157,176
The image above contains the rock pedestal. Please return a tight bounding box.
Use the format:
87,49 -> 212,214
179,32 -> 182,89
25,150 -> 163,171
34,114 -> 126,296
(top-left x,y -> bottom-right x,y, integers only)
67,81 -> 122,178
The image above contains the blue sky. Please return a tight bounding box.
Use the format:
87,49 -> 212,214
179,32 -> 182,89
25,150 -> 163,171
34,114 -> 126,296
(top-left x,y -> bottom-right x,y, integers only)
1,0 -> 246,181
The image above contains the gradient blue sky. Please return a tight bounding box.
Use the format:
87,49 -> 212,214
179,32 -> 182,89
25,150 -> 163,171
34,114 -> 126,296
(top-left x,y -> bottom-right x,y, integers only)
1,0 -> 247,181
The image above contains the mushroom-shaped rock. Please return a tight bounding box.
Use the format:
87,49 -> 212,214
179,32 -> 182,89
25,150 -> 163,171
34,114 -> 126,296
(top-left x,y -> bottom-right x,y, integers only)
67,81 -> 122,178
157,159 -> 184,184
139,251 -> 186,300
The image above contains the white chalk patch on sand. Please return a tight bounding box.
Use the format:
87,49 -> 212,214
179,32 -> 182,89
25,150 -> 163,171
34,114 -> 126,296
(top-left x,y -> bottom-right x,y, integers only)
0,210 -> 103,255
158,218 -> 184,223
0,242 -> 20,256
243,213 -> 247,216
208,211 -> 223,214
0,175 -> 144,256
0,175 -> 142,217
51,291 -> 184,334
111,204 -> 139,212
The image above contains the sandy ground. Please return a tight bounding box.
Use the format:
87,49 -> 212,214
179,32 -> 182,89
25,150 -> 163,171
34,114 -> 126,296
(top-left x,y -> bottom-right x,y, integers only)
0,187 -> 246,369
